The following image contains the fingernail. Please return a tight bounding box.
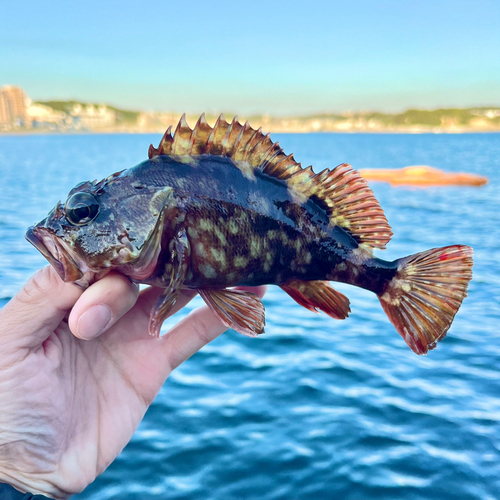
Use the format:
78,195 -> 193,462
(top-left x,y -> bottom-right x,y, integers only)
77,305 -> 112,340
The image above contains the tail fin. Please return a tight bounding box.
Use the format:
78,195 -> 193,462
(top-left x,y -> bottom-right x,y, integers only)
378,245 -> 473,355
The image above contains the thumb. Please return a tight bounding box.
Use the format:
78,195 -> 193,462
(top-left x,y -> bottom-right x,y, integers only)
0,266 -> 83,348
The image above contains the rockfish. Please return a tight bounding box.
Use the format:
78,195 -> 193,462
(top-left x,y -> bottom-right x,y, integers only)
26,114 -> 473,354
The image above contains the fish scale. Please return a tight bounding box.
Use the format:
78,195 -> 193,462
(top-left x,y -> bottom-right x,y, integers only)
26,113 -> 473,355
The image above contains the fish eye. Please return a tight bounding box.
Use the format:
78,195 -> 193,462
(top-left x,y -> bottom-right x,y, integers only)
65,192 -> 100,226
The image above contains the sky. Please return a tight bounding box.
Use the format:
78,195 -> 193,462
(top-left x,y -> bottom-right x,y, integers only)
1,0 -> 499,115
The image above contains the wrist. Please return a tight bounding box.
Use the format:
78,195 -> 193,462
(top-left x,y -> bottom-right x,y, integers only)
0,481 -> 56,499
0,471 -> 68,500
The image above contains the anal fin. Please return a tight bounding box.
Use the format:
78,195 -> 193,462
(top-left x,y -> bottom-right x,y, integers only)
199,288 -> 265,337
281,280 -> 350,320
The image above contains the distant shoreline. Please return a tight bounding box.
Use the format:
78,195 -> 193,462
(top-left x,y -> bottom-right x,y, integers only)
2,89 -> 499,135
2,126 -> 499,136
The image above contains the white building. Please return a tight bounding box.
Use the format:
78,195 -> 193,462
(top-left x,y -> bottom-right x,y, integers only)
71,104 -> 116,129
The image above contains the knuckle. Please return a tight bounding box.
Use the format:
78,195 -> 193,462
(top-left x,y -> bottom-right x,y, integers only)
18,267 -> 60,304
189,309 -> 222,345
166,341 -> 185,371
189,314 -> 212,344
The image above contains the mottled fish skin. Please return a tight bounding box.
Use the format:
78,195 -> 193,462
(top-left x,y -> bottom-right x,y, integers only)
128,155 -> 396,293
26,114 -> 473,355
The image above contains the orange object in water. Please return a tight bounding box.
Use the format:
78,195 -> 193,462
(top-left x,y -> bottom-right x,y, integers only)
359,166 -> 488,187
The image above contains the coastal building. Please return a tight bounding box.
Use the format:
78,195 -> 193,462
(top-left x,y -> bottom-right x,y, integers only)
27,103 -> 67,129
0,85 -> 29,128
71,103 -> 116,129
0,92 -> 9,128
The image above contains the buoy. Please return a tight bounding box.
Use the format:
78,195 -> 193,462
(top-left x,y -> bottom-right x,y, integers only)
359,166 -> 488,187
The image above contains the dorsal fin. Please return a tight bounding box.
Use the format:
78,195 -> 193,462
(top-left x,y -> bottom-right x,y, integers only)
149,114 -> 393,250
287,163 -> 393,249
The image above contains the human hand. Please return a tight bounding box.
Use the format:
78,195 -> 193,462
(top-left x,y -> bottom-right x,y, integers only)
0,266 -> 266,499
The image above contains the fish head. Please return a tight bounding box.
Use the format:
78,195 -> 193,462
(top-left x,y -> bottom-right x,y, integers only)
26,168 -> 175,287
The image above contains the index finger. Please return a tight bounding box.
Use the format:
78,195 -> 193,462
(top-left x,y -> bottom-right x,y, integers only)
0,266 -> 82,348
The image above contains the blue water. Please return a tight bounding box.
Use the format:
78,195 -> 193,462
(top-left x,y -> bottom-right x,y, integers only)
0,132 -> 499,500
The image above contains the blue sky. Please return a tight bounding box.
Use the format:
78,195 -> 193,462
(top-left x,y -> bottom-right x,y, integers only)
1,0 -> 499,115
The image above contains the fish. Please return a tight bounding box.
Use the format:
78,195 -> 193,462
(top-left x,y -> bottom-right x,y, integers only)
25,113 -> 474,355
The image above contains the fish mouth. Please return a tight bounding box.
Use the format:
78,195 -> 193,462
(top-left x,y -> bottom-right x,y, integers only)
26,226 -> 84,282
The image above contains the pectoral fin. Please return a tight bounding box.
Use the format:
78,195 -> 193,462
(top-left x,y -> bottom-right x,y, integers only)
198,288 -> 265,337
149,230 -> 190,337
281,280 -> 350,320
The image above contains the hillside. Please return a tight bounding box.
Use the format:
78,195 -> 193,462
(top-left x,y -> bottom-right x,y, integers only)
23,102 -> 500,133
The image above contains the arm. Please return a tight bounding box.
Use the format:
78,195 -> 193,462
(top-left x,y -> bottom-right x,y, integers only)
0,266 -> 265,499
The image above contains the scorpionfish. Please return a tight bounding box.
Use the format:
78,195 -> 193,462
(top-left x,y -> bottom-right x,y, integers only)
26,114 -> 473,354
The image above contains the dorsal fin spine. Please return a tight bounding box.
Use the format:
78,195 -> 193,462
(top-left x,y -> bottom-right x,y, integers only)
222,117 -> 244,156
172,114 -> 192,155
206,114 -> 229,156
221,117 -> 235,155
159,126 -> 173,156
187,127 -> 196,155
240,122 -> 260,161
262,155 -> 283,176
269,153 -> 303,180
242,127 -> 263,160
189,113 -> 212,156
246,133 -> 275,166
232,121 -> 255,161
261,143 -> 283,171
188,113 -> 204,154
205,116 -> 218,152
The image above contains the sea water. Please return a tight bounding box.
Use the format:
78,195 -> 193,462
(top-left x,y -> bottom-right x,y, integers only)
0,132 -> 499,500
